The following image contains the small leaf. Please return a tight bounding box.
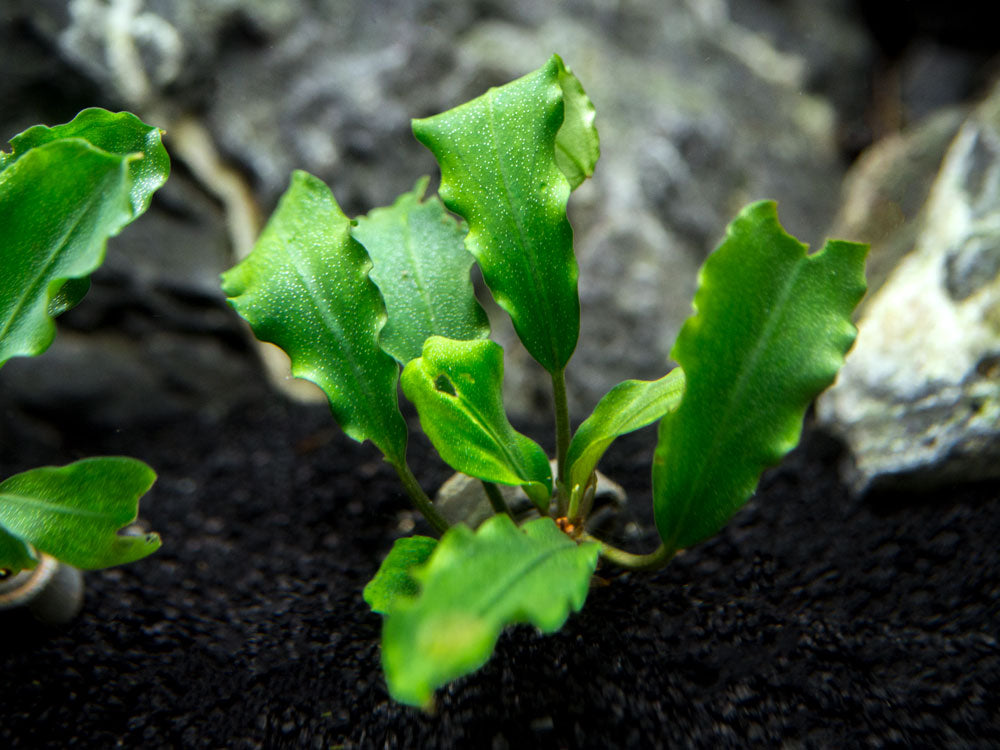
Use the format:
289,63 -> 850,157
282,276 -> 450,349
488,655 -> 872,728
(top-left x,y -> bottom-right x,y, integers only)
46,277 -> 92,318
0,526 -> 37,573
401,336 -> 552,508
413,54 -> 583,373
0,457 -> 160,572
381,515 -> 599,708
363,535 -> 438,615
222,171 -> 408,465
554,59 -> 600,189
653,201 -> 867,552
566,368 -> 685,496
352,177 -> 490,364
0,109 -> 169,367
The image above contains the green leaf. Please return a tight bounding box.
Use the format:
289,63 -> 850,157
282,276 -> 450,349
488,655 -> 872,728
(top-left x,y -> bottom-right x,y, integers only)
653,201 -> 868,552
363,535 -> 438,615
554,60 -> 600,189
381,515 -> 599,708
0,457 -> 160,572
412,54 -> 584,373
566,368 -> 685,496
352,177 -> 490,364
401,336 -> 552,508
2,108 -> 170,215
0,526 -> 37,573
0,109 -> 169,367
221,171 -> 408,465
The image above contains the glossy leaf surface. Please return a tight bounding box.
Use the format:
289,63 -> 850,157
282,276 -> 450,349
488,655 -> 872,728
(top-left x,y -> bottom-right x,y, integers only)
402,337 -> 552,507
382,515 -> 599,708
2,108 -> 170,215
0,458 -> 160,572
222,171 -> 408,464
0,109 -> 169,367
653,202 -> 867,552
566,368 -> 685,496
412,54 -> 593,373
352,177 -> 489,364
363,535 -> 438,615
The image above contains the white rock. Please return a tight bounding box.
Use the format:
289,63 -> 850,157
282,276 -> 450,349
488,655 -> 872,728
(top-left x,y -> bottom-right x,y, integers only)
818,82 -> 1000,493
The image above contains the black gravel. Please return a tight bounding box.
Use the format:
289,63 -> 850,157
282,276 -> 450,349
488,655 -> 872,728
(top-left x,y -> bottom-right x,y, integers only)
1,374 -> 998,749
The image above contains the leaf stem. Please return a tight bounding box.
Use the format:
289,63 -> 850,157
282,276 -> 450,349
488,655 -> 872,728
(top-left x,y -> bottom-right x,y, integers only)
392,461 -> 450,535
551,367 -> 571,515
580,533 -> 674,571
482,481 -> 513,518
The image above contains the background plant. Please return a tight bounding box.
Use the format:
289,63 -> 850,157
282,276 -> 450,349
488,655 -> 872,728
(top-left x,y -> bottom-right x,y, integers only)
0,109 -> 166,578
223,55 -> 867,708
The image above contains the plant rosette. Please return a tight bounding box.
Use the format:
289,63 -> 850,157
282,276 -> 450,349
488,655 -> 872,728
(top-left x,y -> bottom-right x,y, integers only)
222,54 -> 868,709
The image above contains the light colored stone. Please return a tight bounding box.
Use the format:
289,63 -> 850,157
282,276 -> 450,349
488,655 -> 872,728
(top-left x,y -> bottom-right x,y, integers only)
818,81 -> 1000,493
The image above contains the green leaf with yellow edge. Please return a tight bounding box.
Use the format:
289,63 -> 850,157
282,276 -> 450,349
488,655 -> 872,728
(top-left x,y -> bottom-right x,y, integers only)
352,177 -> 489,364
653,201 -> 868,552
381,515 -> 599,708
566,368 -> 685,498
363,535 -> 438,615
412,54 -> 588,373
0,457 -> 160,572
401,336 -> 552,509
0,109 -> 169,368
221,171 -> 408,465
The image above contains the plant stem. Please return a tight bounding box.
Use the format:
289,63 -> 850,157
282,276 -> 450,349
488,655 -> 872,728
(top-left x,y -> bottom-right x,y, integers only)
581,534 -> 675,571
393,461 -> 450,535
482,481 -> 513,517
551,367 -> 571,515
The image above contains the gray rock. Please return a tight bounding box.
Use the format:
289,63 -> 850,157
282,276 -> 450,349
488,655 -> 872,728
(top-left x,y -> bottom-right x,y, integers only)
818,81 -> 1000,493
2,1 -> 872,428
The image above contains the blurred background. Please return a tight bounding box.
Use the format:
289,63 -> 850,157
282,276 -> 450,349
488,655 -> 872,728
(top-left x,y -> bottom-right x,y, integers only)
2,0 -> 998,495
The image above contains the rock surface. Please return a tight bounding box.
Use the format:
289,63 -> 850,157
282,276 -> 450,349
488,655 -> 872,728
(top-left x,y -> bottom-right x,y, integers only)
1,0 -> 871,420
819,81 -> 1000,493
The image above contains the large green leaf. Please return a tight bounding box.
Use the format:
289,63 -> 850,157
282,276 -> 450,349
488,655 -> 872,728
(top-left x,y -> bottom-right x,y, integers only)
566,368 -> 685,497
401,336 -> 552,508
653,202 -> 867,552
352,177 -> 489,364
0,109 -> 169,367
0,457 -> 160,572
1,108 -> 169,215
381,515 -> 599,708
412,54 -> 593,373
363,535 -> 438,615
221,170 -> 408,465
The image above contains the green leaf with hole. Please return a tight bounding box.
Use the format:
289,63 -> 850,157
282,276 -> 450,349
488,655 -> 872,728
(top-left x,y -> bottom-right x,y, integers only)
401,336 -> 552,508
352,177 -> 489,364
412,54 -> 593,373
381,514 -> 599,708
363,535 -> 438,615
566,368 -> 685,497
222,170 -> 408,465
0,457 -> 160,572
0,109 -> 169,368
653,201 -> 868,552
